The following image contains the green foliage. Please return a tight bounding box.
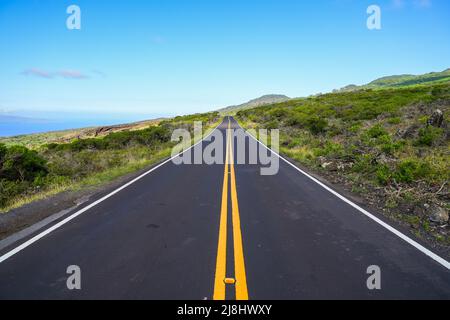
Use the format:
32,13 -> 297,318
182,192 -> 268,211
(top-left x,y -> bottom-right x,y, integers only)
415,126 -> 444,146
305,116 -> 328,134
340,69 -> 450,91
0,143 -> 6,160
376,165 -> 391,185
376,159 -> 432,185
0,144 -> 48,207
236,80 -> 449,243
236,81 -> 449,190
367,124 -> 388,138
265,120 -> 279,130
171,112 -> 219,124
387,117 -> 401,125
314,141 -> 344,158
50,125 -> 171,152
1,145 -> 48,182
394,159 -> 431,183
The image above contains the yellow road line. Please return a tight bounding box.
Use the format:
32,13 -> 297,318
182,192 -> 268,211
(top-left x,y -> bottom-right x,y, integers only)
213,120 -> 230,300
213,118 -> 249,300
229,124 -> 249,300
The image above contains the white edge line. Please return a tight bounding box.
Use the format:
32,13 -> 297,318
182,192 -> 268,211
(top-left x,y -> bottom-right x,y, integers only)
0,121 -> 223,264
240,122 -> 450,270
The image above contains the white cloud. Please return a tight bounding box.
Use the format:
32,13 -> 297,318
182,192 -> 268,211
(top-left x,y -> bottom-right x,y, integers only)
22,68 -> 90,79
22,68 -> 53,79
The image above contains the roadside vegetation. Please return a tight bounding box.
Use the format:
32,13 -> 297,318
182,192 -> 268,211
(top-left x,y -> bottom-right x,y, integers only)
236,83 -> 449,245
0,119 -> 162,149
0,112 -> 220,212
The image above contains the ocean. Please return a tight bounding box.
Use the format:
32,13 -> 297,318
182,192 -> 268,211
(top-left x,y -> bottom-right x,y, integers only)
0,112 -> 169,137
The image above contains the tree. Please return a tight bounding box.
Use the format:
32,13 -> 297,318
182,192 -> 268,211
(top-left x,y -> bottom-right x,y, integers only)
1,145 -> 48,182
0,143 -> 6,163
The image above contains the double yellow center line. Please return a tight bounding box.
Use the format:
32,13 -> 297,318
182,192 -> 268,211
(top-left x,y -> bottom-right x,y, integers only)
213,119 -> 249,300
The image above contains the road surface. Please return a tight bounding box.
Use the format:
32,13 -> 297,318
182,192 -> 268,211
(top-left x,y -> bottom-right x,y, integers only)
0,117 -> 449,299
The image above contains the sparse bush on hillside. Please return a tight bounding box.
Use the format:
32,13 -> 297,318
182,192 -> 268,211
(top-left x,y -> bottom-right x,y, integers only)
306,116 -> 328,134
236,82 -> 450,243
367,124 -> 388,139
415,126 -> 444,146
394,159 -> 431,184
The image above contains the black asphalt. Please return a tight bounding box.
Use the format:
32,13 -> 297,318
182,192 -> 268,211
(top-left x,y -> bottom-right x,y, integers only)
0,117 -> 449,299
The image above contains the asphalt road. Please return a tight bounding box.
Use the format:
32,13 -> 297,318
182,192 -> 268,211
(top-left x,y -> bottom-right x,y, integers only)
0,117 -> 449,300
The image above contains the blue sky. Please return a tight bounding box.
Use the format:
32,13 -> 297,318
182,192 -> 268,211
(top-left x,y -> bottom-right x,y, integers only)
0,0 -> 449,117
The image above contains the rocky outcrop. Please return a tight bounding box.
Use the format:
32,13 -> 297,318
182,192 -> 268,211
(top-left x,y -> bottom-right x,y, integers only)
427,109 -> 444,128
426,204 -> 449,225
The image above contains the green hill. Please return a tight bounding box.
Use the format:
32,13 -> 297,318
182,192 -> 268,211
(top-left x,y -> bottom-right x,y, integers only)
336,68 -> 450,92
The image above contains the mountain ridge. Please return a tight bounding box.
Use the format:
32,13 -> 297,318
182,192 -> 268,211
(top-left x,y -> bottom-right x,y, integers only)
335,68 -> 450,92
218,94 -> 291,114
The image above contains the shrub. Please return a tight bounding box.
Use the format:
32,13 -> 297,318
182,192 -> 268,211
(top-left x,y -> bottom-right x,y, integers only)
367,124 -> 388,139
1,146 -> 48,182
314,141 -> 344,157
268,108 -> 290,119
376,165 -> 392,185
393,159 -> 431,183
387,117 -> 401,125
378,135 -> 404,154
415,126 -> 444,146
265,120 -> 279,130
348,122 -> 362,133
0,179 -> 28,207
306,116 -> 328,134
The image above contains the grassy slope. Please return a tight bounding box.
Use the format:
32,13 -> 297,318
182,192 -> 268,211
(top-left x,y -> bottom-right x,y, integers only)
337,68 -> 450,92
236,82 -> 450,245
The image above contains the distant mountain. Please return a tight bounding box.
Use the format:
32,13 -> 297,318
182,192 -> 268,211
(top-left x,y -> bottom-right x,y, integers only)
219,94 -> 291,114
335,68 -> 450,92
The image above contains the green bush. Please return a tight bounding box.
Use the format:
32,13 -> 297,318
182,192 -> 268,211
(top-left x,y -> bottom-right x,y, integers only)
394,160 -> 431,183
265,120 -> 279,130
268,108 -> 290,119
314,141 -> 344,157
0,143 -> 6,161
0,144 -> 48,207
387,117 -> 401,125
415,126 -> 444,146
378,135 -> 404,154
51,125 -> 171,153
306,116 -> 328,134
367,124 -> 388,139
0,179 -> 28,207
376,165 -> 392,185
1,145 -> 48,182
